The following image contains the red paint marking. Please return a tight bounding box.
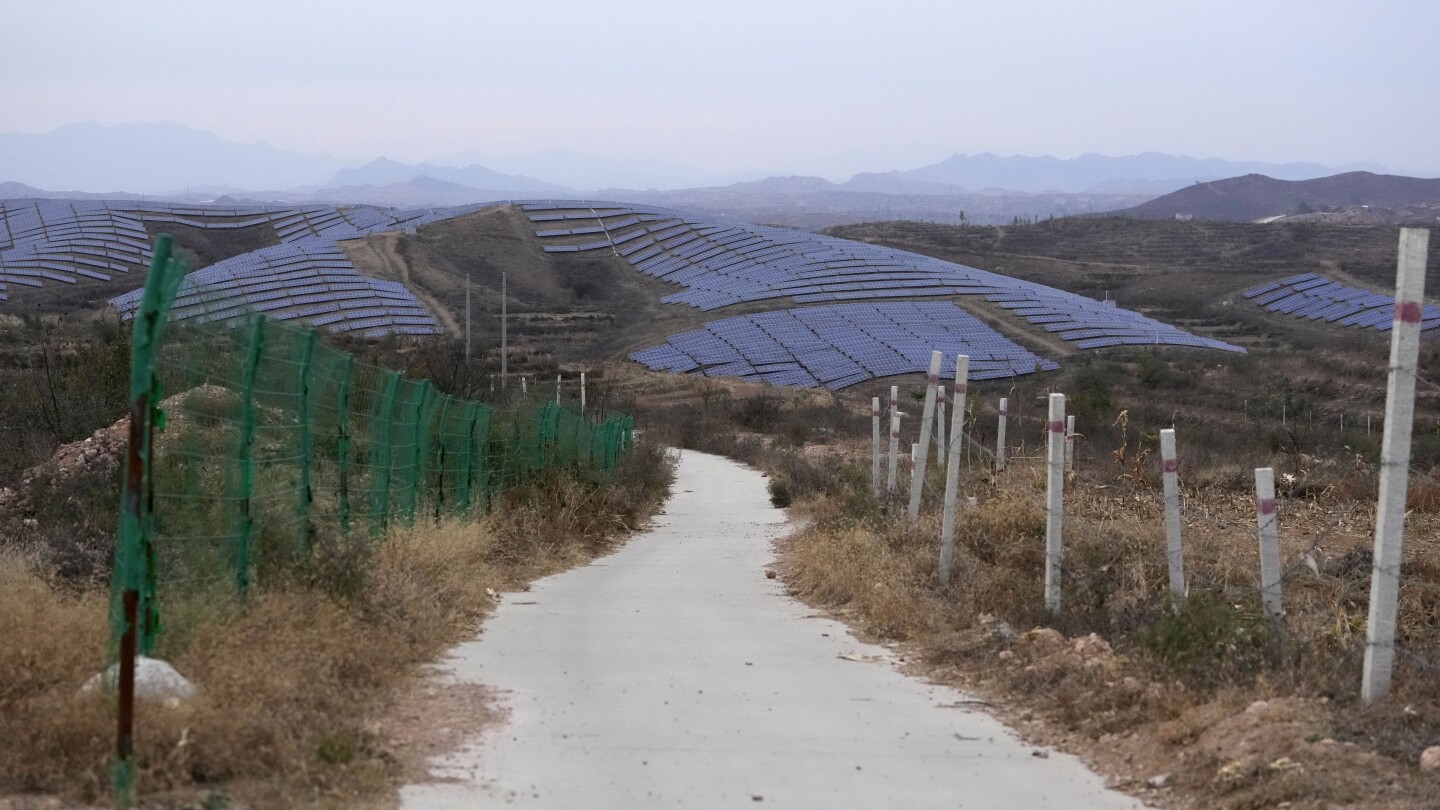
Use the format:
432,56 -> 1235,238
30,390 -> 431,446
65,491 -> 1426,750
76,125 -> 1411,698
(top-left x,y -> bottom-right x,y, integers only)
890,431 -> 900,439
1162,459 -> 1180,473
1397,301 -> 1423,324
999,410 -> 1009,417
1257,498 -> 1277,516
955,384 -> 968,395
1048,420 -> 1065,433
927,374 -> 939,385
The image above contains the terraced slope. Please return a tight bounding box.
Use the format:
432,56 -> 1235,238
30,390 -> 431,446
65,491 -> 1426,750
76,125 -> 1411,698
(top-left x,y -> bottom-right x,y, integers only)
519,200 -> 1242,388
2,197 -> 1245,388
0,199 -> 497,336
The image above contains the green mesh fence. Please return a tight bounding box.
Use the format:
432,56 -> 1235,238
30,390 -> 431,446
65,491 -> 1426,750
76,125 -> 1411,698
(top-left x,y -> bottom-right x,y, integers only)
107,236 -> 633,805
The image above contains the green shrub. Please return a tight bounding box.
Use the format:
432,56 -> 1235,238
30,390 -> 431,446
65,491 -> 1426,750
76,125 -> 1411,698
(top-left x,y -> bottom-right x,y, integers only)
1141,590 -> 1274,681
767,476 -> 792,508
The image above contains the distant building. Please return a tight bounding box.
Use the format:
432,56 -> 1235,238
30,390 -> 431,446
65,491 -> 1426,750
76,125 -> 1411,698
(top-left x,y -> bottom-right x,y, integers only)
1174,213 -> 1194,221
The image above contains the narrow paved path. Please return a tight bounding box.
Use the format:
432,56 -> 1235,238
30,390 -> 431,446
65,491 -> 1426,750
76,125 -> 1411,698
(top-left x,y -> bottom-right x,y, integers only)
402,451 -> 1145,809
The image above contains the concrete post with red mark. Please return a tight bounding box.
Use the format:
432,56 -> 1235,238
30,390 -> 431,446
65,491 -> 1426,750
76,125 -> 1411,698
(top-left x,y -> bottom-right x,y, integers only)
1064,415 -> 1076,473
934,383 -> 947,469
871,396 -> 882,498
908,351 -> 943,522
938,356 -> 970,586
1160,428 -> 1184,597
886,385 -> 901,504
1044,393 -> 1066,612
1363,227 -> 1430,703
1254,467 -> 1283,622
996,397 -> 1009,472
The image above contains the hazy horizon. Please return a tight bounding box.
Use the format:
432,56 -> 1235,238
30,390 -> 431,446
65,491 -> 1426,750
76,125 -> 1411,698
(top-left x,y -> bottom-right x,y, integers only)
4,1 -> 1438,185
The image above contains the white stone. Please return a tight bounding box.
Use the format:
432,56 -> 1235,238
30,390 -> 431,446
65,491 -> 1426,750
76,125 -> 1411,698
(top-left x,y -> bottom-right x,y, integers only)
1420,745 -> 1440,772
83,656 -> 196,706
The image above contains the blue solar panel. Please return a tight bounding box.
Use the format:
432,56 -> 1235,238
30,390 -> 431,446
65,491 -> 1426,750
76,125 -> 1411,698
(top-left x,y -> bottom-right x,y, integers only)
1241,274 -> 1434,335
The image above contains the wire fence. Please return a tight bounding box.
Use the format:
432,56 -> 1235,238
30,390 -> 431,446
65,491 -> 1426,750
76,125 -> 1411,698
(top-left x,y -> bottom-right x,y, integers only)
107,235 -> 632,804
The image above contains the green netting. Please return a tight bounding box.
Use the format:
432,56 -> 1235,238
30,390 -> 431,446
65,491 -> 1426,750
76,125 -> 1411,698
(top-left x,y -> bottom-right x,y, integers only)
107,236 -> 632,806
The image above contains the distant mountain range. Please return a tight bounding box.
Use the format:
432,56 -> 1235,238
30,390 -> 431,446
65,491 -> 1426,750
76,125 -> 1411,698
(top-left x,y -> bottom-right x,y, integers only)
324,157 -> 566,195
6,122 -> 1440,228
1110,172 -> 1440,223
6,121 -> 1433,197
0,122 -> 350,193
861,152 -> 1405,196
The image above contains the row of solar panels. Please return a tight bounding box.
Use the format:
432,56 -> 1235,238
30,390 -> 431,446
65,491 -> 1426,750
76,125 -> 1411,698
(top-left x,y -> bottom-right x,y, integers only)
1242,272 -> 1440,332
108,240 -> 444,335
2,198 -> 501,335
526,200 -> 1243,358
630,302 -> 1059,391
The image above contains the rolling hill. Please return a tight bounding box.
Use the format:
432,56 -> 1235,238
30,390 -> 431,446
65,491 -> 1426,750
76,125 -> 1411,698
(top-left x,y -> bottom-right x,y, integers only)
1109,171 -> 1440,223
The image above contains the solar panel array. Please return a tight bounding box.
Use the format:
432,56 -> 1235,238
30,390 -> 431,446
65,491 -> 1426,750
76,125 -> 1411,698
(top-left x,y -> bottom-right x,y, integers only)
1,198 -> 499,335
4,195 -> 1247,389
631,302 -> 1059,390
1242,272 -> 1440,332
523,200 -> 1242,353
520,199 -> 1242,388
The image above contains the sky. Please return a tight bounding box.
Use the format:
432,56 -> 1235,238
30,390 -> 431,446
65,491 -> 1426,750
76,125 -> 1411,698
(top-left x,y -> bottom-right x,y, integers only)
3,0 -> 1438,182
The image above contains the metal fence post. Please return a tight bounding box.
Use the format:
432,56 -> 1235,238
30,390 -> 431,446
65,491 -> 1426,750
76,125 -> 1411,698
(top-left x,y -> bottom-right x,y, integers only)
234,314 -> 266,597
335,355 -> 354,536
295,329 -> 317,555
110,234 -> 186,808
1363,227 -> 1430,703
371,372 -> 401,531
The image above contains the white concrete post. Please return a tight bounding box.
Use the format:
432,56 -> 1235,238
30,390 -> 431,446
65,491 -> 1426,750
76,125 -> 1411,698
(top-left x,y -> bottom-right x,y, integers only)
1044,393 -> 1066,612
886,386 -> 900,501
580,371 -> 587,414
908,351 -> 943,521
996,397 -> 1009,472
871,396 -> 882,498
556,374 -> 562,405
938,356 -> 970,586
934,383 -> 947,469
521,375 -> 528,395
1254,467 -> 1283,622
1159,428 -> 1184,597
1363,227 -> 1430,703
1064,415 -> 1076,473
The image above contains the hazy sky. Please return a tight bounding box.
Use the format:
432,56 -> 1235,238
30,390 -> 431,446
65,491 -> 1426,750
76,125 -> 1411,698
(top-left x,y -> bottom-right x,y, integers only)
4,0 -> 1438,180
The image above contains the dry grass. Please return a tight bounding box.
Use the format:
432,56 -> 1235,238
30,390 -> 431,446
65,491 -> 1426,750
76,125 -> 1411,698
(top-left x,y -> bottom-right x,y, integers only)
0,441 -> 673,808
771,445 -> 1440,809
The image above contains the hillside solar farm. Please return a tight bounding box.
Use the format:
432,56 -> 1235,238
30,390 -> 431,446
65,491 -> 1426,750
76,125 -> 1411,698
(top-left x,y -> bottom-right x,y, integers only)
3,196 -> 1259,388
1244,271 -> 1440,331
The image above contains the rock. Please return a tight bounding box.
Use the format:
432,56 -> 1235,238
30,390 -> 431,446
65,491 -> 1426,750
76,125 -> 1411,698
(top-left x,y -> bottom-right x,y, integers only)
1420,746 -> 1440,771
978,613 -> 1017,641
1073,633 -> 1112,658
997,650 -> 1016,663
82,656 -> 196,706
764,569 -> 777,579
1268,756 -> 1302,772
1021,627 -> 1066,653
1145,773 -> 1171,789
1245,700 -> 1269,715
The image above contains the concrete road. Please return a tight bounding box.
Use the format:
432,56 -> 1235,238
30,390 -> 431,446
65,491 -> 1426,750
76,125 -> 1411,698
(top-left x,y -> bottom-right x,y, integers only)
402,450 -> 1146,809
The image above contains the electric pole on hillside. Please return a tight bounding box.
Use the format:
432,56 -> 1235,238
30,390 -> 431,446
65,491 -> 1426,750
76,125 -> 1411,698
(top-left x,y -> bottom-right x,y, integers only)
500,272 -> 508,389
465,273 -> 472,362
